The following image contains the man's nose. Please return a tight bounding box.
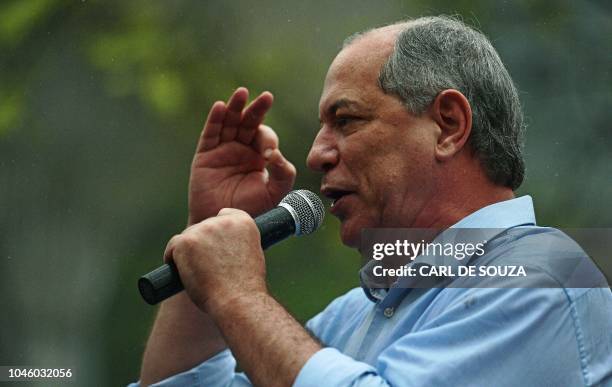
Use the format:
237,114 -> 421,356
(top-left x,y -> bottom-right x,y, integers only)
306,128 -> 339,172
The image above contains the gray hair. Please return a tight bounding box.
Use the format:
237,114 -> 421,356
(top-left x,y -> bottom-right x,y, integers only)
345,16 -> 525,190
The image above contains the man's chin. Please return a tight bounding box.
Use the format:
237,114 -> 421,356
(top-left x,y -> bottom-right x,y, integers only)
339,222 -> 361,249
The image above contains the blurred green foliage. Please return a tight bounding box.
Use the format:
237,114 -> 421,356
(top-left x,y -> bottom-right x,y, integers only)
1,0 -> 611,385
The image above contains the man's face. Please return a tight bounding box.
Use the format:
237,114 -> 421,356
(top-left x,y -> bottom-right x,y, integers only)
306,30 -> 439,248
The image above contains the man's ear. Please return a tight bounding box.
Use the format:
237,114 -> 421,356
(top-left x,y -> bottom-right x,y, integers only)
430,89 -> 472,161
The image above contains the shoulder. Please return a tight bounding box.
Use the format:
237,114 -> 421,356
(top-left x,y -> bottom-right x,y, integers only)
493,226 -> 584,258
482,226 -> 609,295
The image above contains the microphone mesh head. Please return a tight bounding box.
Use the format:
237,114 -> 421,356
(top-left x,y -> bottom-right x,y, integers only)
280,190 -> 325,235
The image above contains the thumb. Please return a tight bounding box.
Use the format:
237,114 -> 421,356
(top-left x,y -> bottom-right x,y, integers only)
264,148 -> 296,200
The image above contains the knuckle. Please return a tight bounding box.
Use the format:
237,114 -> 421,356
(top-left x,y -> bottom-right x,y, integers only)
216,216 -> 234,228
239,215 -> 257,232
218,207 -> 231,215
197,219 -> 214,232
179,234 -> 199,251
235,209 -> 249,218
169,234 -> 182,245
221,212 -> 252,230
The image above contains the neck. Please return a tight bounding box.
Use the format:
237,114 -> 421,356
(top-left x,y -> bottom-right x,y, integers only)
411,163 -> 515,229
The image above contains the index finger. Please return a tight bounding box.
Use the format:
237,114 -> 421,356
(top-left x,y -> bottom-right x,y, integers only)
236,91 -> 274,144
197,101 -> 227,152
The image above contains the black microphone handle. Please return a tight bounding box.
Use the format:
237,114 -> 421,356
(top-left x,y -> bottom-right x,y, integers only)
138,206 -> 296,305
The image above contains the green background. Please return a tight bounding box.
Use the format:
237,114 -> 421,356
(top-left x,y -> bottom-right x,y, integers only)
1,1 -> 610,385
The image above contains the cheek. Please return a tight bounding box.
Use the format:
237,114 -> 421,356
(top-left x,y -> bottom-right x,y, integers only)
375,139 -> 436,218
342,124 -> 435,199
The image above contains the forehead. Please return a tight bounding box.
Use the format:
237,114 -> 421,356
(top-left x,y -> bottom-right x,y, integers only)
319,24 -> 406,115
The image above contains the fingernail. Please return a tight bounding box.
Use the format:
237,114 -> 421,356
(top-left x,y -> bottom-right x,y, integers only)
264,149 -> 273,159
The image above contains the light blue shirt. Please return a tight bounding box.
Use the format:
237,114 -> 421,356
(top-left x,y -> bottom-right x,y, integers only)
133,196 -> 612,386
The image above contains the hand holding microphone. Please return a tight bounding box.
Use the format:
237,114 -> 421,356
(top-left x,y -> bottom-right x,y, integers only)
138,190 -> 325,306
138,86 -> 302,309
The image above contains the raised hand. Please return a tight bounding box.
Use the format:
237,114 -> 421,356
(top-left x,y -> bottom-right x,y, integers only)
188,87 -> 296,225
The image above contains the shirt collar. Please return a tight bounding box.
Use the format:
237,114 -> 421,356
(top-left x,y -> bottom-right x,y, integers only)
360,195 -> 537,303
450,195 -> 536,229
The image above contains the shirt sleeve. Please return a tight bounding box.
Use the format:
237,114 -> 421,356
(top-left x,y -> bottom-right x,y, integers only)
127,349 -> 252,387
305,287 -> 368,344
128,288 -> 366,387
294,347 -> 390,387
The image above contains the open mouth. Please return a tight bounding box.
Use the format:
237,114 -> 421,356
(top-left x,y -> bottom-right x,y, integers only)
322,188 -> 353,208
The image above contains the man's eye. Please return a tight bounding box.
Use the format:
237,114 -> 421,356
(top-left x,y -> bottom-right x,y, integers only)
336,116 -> 357,127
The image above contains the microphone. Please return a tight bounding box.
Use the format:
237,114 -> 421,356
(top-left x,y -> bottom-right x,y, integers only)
138,190 -> 325,305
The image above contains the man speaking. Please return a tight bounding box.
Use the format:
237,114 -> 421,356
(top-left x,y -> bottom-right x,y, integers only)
133,16 -> 612,386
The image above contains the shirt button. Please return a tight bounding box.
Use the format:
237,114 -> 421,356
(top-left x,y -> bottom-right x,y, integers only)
383,307 -> 395,318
